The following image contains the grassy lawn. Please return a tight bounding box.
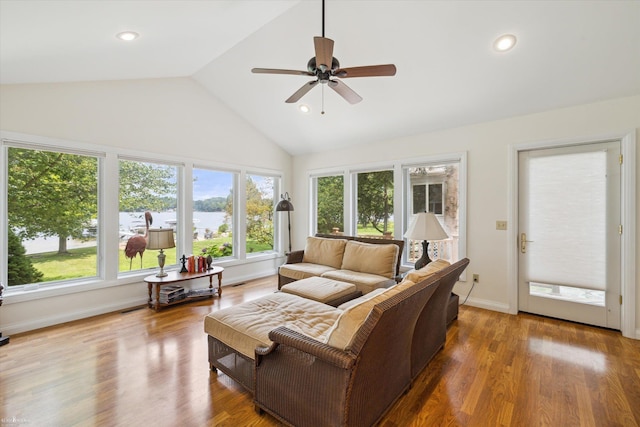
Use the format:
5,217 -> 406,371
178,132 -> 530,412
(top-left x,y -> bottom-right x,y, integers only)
27,226 -> 391,282
29,237 -> 273,282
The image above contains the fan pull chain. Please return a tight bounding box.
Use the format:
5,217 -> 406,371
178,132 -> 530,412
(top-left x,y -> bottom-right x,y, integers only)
321,85 -> 325,115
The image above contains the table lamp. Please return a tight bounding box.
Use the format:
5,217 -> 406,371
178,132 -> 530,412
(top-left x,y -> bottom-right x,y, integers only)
404,212 -> 448,270
146,228 -> 175,277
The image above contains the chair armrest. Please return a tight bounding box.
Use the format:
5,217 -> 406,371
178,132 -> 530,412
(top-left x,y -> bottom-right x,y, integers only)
285,250 -> 304,264
255,326 -> 355,370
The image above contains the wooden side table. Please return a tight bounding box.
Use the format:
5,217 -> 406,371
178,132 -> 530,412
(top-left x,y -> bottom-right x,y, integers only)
144,267 -> 224,311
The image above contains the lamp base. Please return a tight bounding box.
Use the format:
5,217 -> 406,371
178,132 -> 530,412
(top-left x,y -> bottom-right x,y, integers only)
156,249 -> 168,277
414,240 -> 433,270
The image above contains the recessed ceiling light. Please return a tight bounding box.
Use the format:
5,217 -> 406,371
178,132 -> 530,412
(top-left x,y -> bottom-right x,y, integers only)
299,104 -> 311,113
116,31 -> 139,41
493,34 -> 517,52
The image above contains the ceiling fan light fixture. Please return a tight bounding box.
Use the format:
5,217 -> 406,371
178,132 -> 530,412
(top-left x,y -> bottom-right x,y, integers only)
299,104 -> 311,113
116,31 -> 139,41
494,34 -> 517,52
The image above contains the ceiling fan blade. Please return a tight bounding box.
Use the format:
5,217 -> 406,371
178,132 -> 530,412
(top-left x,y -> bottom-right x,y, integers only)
314,36 -> 334,71
328,80 -> 362,104
285,80 -> 319,103
252,68 -> 314,76
334,64 -> 397,78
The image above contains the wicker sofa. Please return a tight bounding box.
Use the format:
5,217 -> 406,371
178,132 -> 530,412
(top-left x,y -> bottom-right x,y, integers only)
204,258 -> 469,427
278,234 -> 405,293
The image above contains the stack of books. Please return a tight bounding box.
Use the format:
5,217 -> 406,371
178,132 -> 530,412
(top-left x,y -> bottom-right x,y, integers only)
187,288 -> 217,298
159,285 -> 186,304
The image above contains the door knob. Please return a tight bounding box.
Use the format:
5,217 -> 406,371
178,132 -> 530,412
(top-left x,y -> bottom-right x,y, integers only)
520,233 -> 534,253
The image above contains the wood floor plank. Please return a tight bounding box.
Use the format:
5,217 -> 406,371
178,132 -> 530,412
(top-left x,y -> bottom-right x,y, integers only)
1,275 -> 639,426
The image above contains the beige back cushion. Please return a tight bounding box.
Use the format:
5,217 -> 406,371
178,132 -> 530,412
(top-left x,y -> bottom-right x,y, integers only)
405,259 -> 451,283
340,240 -> 399,279
301,236 -> 348,269
326,279 -> 416,350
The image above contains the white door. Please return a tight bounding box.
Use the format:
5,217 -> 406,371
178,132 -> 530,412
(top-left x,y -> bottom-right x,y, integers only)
518,141 -> 621,329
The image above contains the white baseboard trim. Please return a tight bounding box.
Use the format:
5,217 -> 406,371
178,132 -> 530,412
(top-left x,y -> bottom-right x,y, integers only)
4,296 -> 147,335
3,265 -> 280,336
459,297 -> 511,314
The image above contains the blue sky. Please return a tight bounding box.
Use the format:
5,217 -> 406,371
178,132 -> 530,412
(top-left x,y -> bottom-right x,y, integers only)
193,169 -> 233,201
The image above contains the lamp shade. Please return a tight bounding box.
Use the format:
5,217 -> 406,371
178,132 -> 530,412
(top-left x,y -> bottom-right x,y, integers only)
146,229 -> 175,250
276,192 -> 294,212
404,212 -> 448,241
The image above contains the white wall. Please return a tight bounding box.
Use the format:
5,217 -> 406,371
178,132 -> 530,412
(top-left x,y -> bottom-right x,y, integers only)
291,95 -> 640,337
0,77 -> 292,334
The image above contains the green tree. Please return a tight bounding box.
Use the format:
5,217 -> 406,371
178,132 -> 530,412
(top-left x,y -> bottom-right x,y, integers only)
7,228 -> 43,286
8,148 -> 98,254
245,176 -> 274,248
119,160 -> 176,212
317,175 -> 344,233
357,170 -> 394,234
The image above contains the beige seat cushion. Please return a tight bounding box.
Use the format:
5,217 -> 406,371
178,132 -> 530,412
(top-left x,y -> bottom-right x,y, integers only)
204,292 -> 341,359
321,269 -> 395,294
405,259 -> 451,283
326,279 -> 416,351
301,236 -> 348,269
281,276 -> 357,304
279,263 -> 337,281
340,240 -> 399,279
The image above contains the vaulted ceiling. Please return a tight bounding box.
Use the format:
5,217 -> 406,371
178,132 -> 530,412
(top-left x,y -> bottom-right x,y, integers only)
2,1 -> 639,156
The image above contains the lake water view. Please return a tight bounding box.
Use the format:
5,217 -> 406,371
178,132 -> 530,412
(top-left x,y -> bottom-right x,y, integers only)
22,211 -> 229,254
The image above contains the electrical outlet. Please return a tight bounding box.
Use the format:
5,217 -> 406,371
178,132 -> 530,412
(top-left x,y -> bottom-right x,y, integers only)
473,274 -> 479,283
496,221 -> 507,230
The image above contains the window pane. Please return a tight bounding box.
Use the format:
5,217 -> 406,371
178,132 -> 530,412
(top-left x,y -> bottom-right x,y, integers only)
7,147 -> 99,286
119,159 -> 177,273
529,282 -> 605,307
193,168 -> 234,259
356,170 -> 394,238
246,174 -> 274,253
412,185 -> 426,214
406,163 -> 459,264
316,175 -> 344,234
428,183 -> 443,215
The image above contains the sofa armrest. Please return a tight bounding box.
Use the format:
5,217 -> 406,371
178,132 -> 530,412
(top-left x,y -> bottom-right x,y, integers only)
255,326 -> 356,370
285,250 -> 304,264
254,326 -> 357,426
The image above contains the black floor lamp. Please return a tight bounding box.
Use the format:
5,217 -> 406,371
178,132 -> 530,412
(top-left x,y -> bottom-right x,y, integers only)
276,192 -> 294,254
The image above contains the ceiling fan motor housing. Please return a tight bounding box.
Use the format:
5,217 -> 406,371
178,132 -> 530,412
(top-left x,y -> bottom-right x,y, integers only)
307,57 -> 340,74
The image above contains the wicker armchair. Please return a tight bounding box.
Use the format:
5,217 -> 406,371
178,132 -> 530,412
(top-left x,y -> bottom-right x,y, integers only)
253,270 -> 441,427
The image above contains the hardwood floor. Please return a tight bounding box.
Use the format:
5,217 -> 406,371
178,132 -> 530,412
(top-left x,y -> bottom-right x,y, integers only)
1,276 -> 639,426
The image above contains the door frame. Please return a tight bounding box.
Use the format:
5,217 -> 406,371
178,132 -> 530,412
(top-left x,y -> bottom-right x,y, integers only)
507,130 -> 636,339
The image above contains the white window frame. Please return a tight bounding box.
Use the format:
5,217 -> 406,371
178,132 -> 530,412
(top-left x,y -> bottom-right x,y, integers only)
0,130 -> 284,302
308,152 -> 467,272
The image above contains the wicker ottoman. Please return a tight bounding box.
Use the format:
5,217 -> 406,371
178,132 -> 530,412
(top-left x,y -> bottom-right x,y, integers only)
280,276 -> 362,306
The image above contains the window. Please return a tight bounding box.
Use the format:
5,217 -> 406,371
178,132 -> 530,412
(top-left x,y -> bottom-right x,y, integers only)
193,168 -> 234,259
315,175 -> 344,234
310,154 -> 466,268
6,145 -> 100,287
118,159 -> 178,274
246,174 -> 276,254
355,170 -> 394,238
1,134 -> 285,296
428,183 -> 444,215
405,162 -> 460,264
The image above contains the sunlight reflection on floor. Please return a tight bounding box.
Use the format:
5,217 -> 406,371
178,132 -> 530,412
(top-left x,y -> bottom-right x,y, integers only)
528,337 -> 607,372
